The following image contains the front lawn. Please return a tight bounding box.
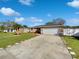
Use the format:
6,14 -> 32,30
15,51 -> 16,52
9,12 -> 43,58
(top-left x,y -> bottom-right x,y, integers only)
0,32 -> 36,48
63,36 -> 79,59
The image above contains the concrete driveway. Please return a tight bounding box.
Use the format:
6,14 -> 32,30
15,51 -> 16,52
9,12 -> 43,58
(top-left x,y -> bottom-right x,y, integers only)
0,35 -> 72,59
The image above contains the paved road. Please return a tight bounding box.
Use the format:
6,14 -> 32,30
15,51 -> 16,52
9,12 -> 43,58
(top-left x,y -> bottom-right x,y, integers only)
0,35 -> 72,59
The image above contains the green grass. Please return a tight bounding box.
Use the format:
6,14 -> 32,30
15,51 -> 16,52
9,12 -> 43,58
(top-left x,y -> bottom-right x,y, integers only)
0,32 -> 36,48
63,36 -> 79,59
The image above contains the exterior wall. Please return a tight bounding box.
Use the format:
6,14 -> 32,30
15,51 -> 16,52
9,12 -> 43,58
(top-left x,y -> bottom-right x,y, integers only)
23,28 -> 30,33
74,29 -> 79,36
63,28 -> 79,36
63,29 -> 74,36
3,28 -> 30,33
29,28 -> 37,33
41,28 -> 79,37
3,30 -> 7,32
41,28 -> 59,35
3,29 -> 16,32
19,28 -> 30,33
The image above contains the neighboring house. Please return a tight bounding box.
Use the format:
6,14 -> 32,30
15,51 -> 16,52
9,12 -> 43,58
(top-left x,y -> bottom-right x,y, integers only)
19,28 -> 30,33
63,28 -> 79,37
3,28 -> 30,33
3,29 -> 16,32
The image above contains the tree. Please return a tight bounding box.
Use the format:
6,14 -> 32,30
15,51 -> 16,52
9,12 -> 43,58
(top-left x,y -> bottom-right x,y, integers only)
46,18 -> 65,25
13,23 -> 23,30
23,25 -> 28,28
0,22 -> 6,32
13,23 -> 24,35
53,18 -> 65,25
0,25 -> 5,32
46,21 -> 54,25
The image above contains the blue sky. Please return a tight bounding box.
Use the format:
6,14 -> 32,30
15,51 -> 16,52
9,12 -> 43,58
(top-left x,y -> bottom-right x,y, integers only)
0,0 -> 79,26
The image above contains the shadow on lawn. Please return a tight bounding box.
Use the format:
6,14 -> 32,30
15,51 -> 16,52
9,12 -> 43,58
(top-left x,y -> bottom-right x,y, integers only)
73,36 -> 79,40
73,32 -> 79,40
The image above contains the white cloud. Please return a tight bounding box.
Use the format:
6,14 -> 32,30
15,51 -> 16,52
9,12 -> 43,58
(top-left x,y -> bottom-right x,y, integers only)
15,17 -> 43,23
29,17 -> 43,22
67,0 -> 79,8
15,17 -> 25,22
15,17 -> 43,26
0,7 -> 20,16
19,0 -> 35,6
29,17 -> 43,26
30,23 -> 42,27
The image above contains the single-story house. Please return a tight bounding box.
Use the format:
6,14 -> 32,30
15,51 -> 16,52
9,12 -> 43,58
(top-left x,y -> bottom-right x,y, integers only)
3,28 -> 30,33
31,25 -> 79,37
31,25 -> 64,35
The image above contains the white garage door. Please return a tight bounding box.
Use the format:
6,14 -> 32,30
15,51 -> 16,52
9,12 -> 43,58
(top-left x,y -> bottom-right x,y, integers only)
42,28 -> 58,35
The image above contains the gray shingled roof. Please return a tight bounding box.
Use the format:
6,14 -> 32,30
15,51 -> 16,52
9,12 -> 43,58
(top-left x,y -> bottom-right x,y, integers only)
33,25 -> 63,28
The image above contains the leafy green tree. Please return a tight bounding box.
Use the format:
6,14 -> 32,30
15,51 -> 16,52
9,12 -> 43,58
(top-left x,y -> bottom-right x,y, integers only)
0,25 -> 5,32
13,23 -> 23,30
46,18 -> 65,25
53,18 -> 65,25
46,21 -> 54,25
0,22 -> 6,32
23,25 -> 28,28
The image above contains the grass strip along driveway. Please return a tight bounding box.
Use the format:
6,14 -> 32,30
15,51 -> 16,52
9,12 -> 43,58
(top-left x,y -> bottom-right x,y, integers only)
63,36 -> 79,59
0,32 -> 36,48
